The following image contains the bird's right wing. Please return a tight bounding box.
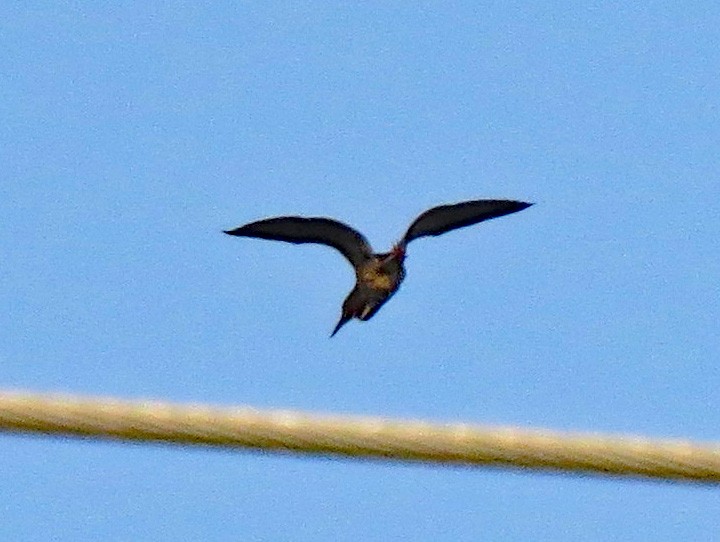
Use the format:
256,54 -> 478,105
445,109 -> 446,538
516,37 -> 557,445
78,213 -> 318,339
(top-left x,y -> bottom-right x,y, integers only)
402,199 -> 533,245
224,217 -> 373,269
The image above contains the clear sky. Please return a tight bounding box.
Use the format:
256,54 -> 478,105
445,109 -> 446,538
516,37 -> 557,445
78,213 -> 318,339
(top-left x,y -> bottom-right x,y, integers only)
2,2 -> 719,540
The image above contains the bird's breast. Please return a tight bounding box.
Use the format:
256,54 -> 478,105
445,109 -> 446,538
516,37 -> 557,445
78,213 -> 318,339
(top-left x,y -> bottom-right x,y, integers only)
358,260 -> 403,292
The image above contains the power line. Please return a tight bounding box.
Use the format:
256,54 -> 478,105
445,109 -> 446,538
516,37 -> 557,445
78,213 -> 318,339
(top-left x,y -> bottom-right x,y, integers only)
1,389 -> 718,484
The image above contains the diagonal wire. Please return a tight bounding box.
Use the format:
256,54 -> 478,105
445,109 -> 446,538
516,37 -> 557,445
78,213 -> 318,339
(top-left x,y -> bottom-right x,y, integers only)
0,389 -> 718,484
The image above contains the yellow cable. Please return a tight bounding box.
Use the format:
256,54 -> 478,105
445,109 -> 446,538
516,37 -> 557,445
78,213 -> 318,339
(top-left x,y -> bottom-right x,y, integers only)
1,390 -> 718,484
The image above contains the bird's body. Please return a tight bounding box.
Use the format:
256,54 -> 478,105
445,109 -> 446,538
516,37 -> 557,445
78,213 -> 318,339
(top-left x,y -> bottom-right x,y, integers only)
334,247 -> 406,335
225,199 -> 532,336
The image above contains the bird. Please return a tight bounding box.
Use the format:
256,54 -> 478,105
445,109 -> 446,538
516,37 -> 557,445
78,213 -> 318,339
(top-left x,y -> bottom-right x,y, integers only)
224,199 -> 532,336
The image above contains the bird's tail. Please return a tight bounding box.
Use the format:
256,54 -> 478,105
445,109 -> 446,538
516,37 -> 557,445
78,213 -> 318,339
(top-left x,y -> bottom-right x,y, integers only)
330,314 -> 351,337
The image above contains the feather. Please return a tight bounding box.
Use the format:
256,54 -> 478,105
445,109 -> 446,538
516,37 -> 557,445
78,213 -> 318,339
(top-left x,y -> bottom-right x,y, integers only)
224,216 -> 372,269
402,199 -> 532,245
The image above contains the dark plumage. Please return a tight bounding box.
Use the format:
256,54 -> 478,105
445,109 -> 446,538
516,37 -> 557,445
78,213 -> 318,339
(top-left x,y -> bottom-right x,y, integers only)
225,199 -> 532,336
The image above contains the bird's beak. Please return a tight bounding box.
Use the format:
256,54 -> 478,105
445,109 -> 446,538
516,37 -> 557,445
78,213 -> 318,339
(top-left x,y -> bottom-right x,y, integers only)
330,315 -> 351,337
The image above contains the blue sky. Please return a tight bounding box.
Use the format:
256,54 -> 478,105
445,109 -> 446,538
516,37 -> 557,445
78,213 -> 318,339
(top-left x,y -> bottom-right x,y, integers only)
2,2 -> 719,540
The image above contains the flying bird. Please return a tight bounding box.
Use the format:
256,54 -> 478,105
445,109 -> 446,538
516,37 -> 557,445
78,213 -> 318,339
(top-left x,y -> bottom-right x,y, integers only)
225,199 -> 532,336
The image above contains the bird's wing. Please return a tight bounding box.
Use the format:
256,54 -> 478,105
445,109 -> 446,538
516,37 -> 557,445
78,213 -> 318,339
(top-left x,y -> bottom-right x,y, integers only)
224,217 -> 373,269
402,199 -> 532,245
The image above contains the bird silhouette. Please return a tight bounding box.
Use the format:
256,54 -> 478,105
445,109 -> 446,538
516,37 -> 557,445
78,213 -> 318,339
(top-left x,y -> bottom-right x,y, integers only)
225,199 -> 532,336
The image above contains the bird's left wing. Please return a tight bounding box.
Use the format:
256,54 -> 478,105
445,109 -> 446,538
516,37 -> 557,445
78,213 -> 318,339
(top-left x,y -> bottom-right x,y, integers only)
224,217 -> 373,269
402,199 -> 532,245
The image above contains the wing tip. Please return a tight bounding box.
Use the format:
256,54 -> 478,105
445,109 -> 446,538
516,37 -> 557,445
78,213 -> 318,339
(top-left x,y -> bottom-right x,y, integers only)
515,200 -> 534,211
